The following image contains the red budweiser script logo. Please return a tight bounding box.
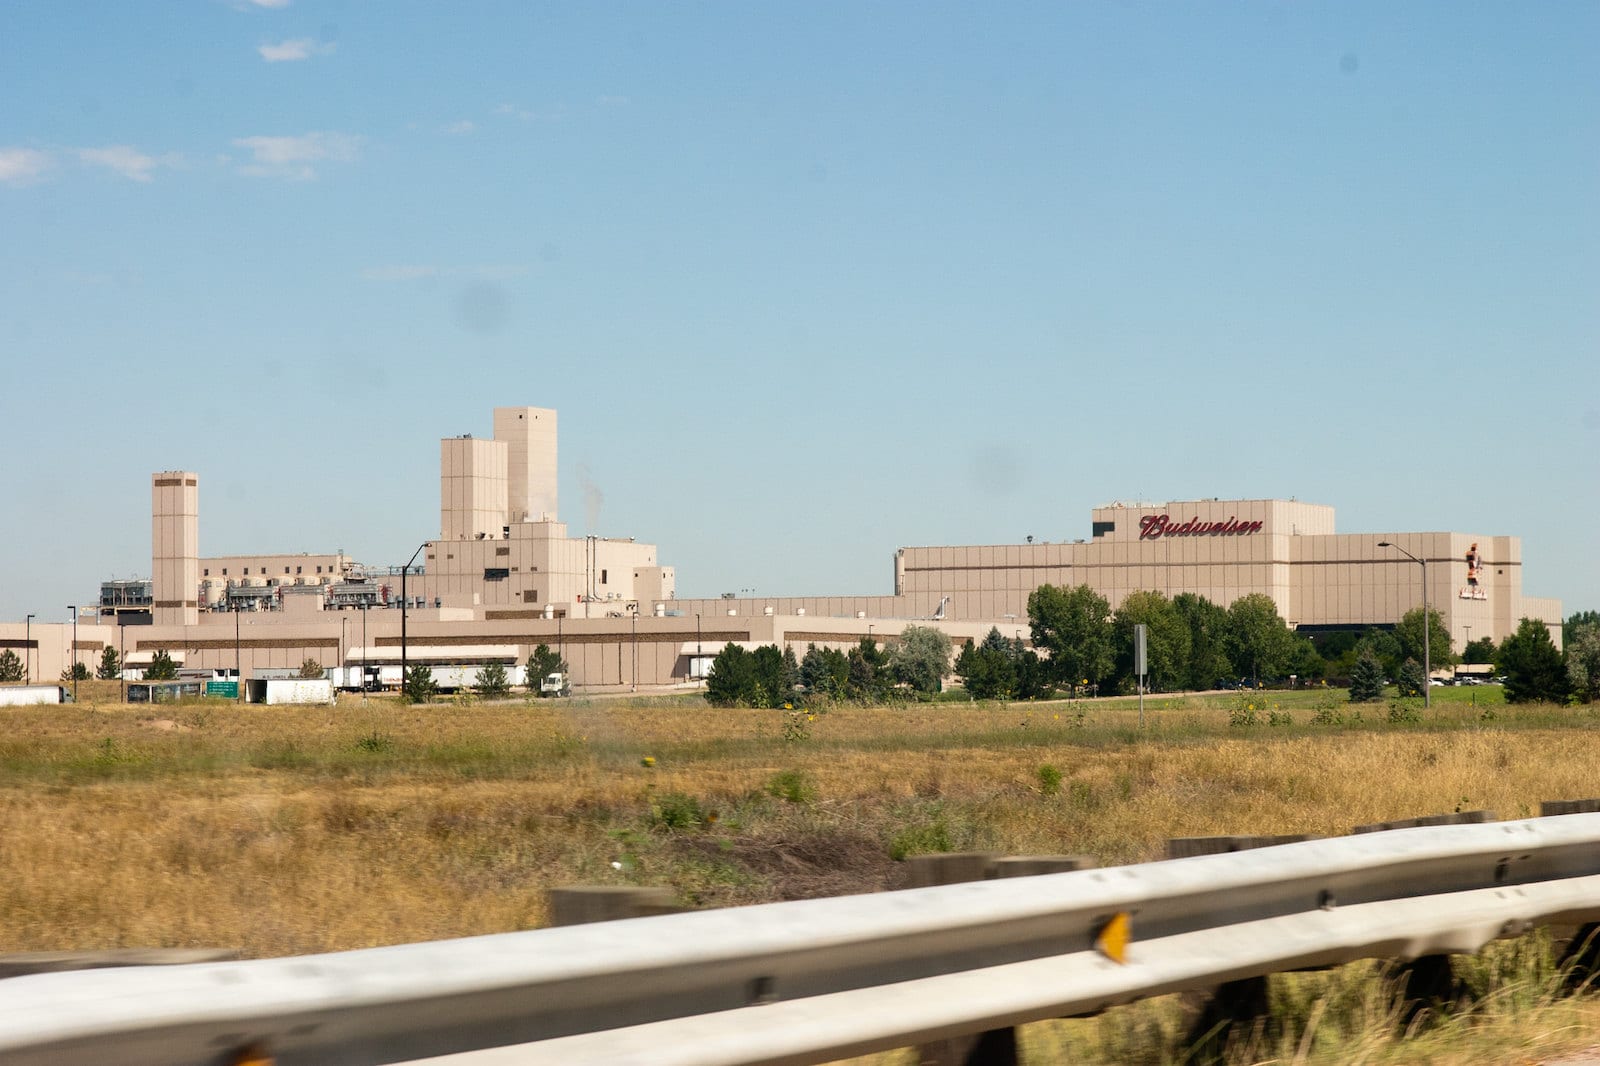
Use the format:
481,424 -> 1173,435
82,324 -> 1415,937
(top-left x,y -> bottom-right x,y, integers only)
1138,515 -> 1264,540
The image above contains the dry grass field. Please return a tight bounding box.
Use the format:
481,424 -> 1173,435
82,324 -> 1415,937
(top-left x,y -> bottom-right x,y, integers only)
2,683 -> 1597,1063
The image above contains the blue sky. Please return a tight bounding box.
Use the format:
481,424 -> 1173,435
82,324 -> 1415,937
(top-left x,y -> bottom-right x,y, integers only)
2,1 -> 1596,623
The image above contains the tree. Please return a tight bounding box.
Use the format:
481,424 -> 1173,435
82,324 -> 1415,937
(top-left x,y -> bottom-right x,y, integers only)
61,662 -> 91,682
845,636 -> 891,702
799,645 -> 848,699
1173,593 -> 1231,690
1498,618 -> 1569,705
402,664 -> 437,703
526,644 -> 569,694
97,646 -> 121,680
145,650 -> 178,680
1566,625 -> 1600,705
890,625 -> 952,697
473,661 -> 512,700
705,643 -> 757,707
1395,607 -> 1456,669
0,649 -> 23,682
298,657 -> 324,679
751,645 -> 788,707
1396,658 -> 1427,698
954,628 -> 1016,700
1462,637 -> 1498,666
1224,594 -> 1297,681
1286,636 -> 1325,683
1354,627 -> 1404,682
1348,649 -> 1385,703
1028,584 -> 1114,690
1111,591 -> 1191,694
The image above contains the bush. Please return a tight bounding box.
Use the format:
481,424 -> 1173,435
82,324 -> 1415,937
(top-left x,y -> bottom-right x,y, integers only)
402,664 -> 437,704
648,793 -> 704,831
1396,658 -> 1426,698
473,661 -> 512,700
1036,764 -> 1063,796
298,658 -> 324,680
1348,650 -> 1385,703
765,769 -> 815,805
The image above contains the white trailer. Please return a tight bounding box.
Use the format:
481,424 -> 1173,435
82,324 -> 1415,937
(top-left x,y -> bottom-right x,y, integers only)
245,678 -> 336,705
0,685 -> 68,707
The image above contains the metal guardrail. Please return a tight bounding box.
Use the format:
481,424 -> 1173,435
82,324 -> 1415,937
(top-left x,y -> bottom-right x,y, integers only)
3,814 -> 1599,1066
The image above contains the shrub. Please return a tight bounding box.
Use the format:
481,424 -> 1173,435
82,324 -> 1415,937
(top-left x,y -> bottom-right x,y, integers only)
765,769 -> 814,805
1036,764 -> 1063,796
402,664 -> 437,704
1348,649 -> 1385,703
648,793 -> 704,831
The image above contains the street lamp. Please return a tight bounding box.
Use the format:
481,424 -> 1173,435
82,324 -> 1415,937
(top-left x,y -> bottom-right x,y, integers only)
631,611 -> 638,692
361,601 -> 369,699
400,542 -> 427,693
24,613 -> 34,684
695,612 -> 702,687
67,605 -> 78,702
1378,541 -> 1430,709
235,608 -> 242,703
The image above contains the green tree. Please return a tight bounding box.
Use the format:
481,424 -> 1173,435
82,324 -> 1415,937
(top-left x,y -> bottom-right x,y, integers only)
1462,636 -> 1498,666
1028,584 -> 1114,690
751,645 -> 788,707
298,657 -> 324,679
526,644 -> 569,694
845,636 -> 891,702
889,625 -> 952,697
1224,594 -> 1297,681
705,643 -> 757,707
1394,607 -> 1456,669
1173,593 -> 1231,690
61,662 -> 91,682
1111,591 -> 1191,694
402,664 -> 437,703
97,646 -> 122,680
1286,636 -> 1325,683
1396,658 -> 1427,698
0,649 -> 23,682
1566,625 -> 1600,705
799,645 -> 849,699
145,649 -> 178,680
1566,610 -> 1600,640
473,660 -> 512,699
1498,618 -> 1569,705
1355,627 -> 1404,681
1348,648 -> 1385,703
954,628 -> 1016,700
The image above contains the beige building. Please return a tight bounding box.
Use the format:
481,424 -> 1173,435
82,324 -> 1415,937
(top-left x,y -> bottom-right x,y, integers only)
0,411 -> 1566,695
663,499 -> 1562,653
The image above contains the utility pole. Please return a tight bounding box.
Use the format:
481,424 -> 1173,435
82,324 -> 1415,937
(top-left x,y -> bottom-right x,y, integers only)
1379,541 -> 1430,709
67,605 -> 78,702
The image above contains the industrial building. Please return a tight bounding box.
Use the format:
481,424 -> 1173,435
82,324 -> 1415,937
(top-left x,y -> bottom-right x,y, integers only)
0,407 -> 1564,693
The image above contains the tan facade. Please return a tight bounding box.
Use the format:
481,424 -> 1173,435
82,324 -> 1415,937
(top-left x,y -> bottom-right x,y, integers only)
664,499 -> 1562,652
151,471 -> 198,626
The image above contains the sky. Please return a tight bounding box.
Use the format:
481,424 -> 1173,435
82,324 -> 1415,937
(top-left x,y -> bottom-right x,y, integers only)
2,1 -> 1596,624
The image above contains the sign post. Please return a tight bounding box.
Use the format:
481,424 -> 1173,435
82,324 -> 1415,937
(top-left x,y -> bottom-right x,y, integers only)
1134,623 -> 1148,729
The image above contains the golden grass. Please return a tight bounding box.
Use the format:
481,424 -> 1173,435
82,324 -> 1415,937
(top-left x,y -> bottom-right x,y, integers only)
3,692 -> 1598,1062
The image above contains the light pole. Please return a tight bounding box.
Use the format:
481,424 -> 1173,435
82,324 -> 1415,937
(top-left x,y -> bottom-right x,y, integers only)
400,543 -> 427,694
24,613 -> 34,684
695,612 -> 702,687
361,601 -> 369,699
67,605 -> 78,702
235,608 -> 242,703
631,611 -> 638,692
1379,541 -> 1430,709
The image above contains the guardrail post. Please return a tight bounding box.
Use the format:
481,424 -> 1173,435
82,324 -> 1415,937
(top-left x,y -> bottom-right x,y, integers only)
548,886 -> 680,927
908,853 -> 1016,1066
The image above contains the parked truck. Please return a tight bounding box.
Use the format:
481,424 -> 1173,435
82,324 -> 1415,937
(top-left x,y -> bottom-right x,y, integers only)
539,672 -> 570,697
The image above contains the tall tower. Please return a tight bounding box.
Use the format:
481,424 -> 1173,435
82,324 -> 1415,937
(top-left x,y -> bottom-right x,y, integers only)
439,437 -> 509,540
152,471 -> 199,626
493,406 -> 557,523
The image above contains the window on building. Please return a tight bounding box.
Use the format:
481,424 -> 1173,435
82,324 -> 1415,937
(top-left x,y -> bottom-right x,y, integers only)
296,566 -> 302,574
1092,521 -> 1115,538
316,566 -> 322,574
244,568 -> 250,576
484,568 -> 510,581
284,566 -> 290,575
601,569 -> 608,584
203,569 -> 209,576
222,568 -> 228,576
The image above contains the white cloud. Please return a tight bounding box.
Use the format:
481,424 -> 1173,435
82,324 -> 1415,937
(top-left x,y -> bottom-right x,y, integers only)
0,147 -> 53,186
441,120 -> 476,136
231,131 -> 359,179
77,145 -> 164,182
258,38 -> 334,62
